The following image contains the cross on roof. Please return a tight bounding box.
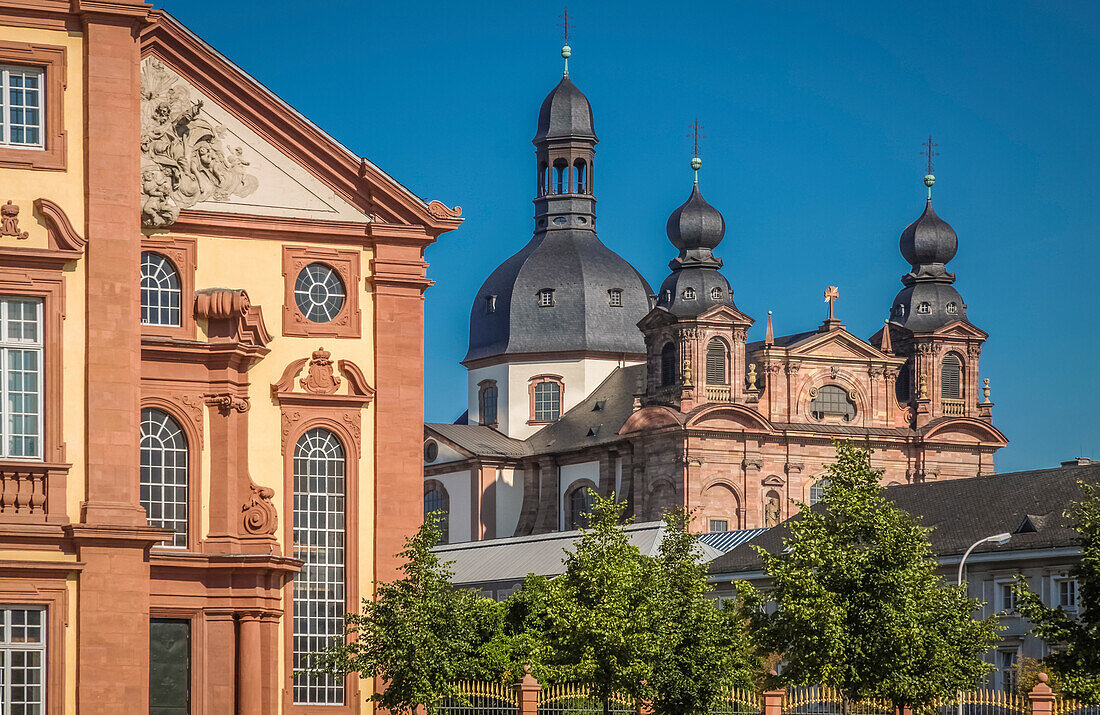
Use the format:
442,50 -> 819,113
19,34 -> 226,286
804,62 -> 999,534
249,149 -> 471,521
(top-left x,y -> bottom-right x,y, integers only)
922,135 -> 939,175
559,8 -> 574,45
824,285 -> 839,322
688,118 -> 705,158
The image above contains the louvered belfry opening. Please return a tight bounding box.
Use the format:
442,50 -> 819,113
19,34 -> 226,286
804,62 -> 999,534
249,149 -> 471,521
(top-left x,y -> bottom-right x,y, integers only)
660,342 -> 677,387
941,352 -> 962,399
706,338 -> 727,385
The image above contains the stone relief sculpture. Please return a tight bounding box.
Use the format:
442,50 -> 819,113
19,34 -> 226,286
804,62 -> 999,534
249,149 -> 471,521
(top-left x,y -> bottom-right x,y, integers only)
1,201 -> 29,240
140,59 -> 259,227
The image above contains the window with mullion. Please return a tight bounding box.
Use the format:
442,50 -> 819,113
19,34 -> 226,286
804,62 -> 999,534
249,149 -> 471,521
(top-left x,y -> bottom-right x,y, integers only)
533,381 -> 561,422
0,298 -> 43,461
0,607 -> 47,714
0,65 -> 44,149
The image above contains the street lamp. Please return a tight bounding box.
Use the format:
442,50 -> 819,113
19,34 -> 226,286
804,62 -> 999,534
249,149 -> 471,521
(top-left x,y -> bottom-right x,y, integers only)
957,532 -> 1013,715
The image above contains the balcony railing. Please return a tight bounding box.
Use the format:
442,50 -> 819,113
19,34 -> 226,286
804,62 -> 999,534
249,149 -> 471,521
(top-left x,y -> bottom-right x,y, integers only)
0,463 -> 67,523
942,398 -> 965,416
706,384 -> 732,402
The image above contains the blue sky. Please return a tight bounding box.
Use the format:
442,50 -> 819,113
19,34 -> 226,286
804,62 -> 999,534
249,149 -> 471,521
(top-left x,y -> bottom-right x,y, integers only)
164,1 -> 1099,473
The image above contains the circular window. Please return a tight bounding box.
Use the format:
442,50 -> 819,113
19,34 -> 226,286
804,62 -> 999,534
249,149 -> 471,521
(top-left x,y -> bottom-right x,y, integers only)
424,440 -> 438,463
294,263 -> 346,323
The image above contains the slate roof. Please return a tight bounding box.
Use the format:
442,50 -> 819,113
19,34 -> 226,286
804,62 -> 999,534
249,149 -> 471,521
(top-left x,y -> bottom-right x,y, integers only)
526,364 -> 646,454
709,461 -> 1100,576
425,423 -> 531,458
435,521 -> 724,586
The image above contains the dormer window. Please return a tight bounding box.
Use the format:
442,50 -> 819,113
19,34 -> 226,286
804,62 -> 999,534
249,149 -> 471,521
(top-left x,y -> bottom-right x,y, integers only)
537,289 -> 555,307
485,294 -> 497,314
662,289 -> 672,304
917,302 -> 932,315
946,302 -> 959,315
894,304 -> 906,319
683,287 -> 696,300
608,289 -> 622,307
710,287 -> 723,301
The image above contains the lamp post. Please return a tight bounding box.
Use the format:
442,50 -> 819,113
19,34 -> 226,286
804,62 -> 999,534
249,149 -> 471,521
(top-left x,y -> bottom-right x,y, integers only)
957,532 -> 1013,715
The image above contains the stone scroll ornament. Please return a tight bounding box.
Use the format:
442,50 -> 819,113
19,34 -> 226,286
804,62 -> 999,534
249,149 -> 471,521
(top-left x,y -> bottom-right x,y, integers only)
140,59 -> 259,227
241,481 -> 278,536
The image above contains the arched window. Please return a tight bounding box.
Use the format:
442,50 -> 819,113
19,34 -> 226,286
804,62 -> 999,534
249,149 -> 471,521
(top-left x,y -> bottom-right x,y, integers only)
553,159 -> 567,194
424,482 -> 450,544
538,162 -> 548,196
706,338 -> 727,385
710,286 -> 723,301
532,380 -> 562,422
292,428 -> 346,705
141,252 -> 182,326
573,159 -> 587,194
140,408 -> 189,547
660,342 -> 678,387
683,287 -> 696,300
765,490 -> 782,527
479,381 -> 498,426
896,362 -> 912,402
810,385 -> 856,421
809,478 -> 830,506
941,352 -> 962,399
566,485 -> 593,530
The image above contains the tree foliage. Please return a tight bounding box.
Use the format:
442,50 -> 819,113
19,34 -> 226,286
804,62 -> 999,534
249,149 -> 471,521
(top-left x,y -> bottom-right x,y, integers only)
315,513 -> 505,714
1015,481 -> 1100,701
648,508 -> 757,715
738,443 -> 1001,709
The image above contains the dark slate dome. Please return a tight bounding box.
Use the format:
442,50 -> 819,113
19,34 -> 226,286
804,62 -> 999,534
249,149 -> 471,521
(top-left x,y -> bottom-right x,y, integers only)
656,269 -> 735,318
463,229 -> 654,364
534,77 -> 596,142
900,199 -> 958,268
667,184 -> 725,253
890,282 -> 967,333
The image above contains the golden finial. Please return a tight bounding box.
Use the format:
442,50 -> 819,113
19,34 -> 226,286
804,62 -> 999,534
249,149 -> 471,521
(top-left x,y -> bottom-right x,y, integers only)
747,363 -> 758,391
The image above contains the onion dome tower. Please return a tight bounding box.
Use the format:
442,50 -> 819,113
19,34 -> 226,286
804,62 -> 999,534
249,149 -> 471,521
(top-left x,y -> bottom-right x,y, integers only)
640,154 -> 753,412
882,159 -> 992,428
462,45 -> 654,439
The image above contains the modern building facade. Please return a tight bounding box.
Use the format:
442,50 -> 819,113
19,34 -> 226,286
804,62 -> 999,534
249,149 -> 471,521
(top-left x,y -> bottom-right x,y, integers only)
707,459 -> 1100,692
0,2 -> 460,712
424,46 -> 1007,544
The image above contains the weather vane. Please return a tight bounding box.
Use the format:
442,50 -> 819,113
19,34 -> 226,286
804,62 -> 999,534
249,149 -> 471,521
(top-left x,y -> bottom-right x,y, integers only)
922,135 -> 938,198
559,8 -> 574,76
688,118 -> 705,181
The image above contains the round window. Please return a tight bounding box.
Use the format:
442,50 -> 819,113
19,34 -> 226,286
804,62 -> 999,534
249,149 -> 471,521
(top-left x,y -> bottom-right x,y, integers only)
424,440 -> 438,463
294,263 -> 346,323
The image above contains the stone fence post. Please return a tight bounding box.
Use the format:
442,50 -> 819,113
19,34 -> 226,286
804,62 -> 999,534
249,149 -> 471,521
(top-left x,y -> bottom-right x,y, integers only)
1029,673 -> 1055,715
763,687 -> 785,715
516,666 -> 541,715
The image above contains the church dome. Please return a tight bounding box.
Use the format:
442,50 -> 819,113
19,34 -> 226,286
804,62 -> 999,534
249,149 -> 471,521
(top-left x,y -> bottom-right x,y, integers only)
534,77 -> 596,142
890,282 -> 967,333
899,199 -> 957,268
463,229 -> 653,364
667,184 -> 725,253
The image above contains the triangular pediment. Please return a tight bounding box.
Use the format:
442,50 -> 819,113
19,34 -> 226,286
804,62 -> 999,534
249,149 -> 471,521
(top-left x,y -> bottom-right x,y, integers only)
698,303 -> 755,325
788,329 -> 891,361
140,14 -> 462,231
929,320 -> 988,340
637,307 -> 677,332
140,55 -> 368,223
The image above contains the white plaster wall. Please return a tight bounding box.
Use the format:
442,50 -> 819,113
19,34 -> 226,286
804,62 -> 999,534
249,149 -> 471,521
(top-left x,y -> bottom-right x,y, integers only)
433,470 -> 473,544
468,357 -> 641,440
496,467 -> 524,538
559,461 -> 600,530
424,438 -> 467,467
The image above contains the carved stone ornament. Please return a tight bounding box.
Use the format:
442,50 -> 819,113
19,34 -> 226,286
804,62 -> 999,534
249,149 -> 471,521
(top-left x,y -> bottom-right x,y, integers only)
140,59 -> 259,227
300,347 -> 341,395
1,201 -> 28,240
746,363 -> 758,391
830,365 -> 841,379
241,481 -> 278,536
968,343 -> 983,358
918,373 -> 929,400
204,392 -> 249,413
426,200 -> 462,219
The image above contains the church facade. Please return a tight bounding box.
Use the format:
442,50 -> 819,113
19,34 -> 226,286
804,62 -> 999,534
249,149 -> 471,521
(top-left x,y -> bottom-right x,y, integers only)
0,3 -> 460,712
424,46 -> 1006,544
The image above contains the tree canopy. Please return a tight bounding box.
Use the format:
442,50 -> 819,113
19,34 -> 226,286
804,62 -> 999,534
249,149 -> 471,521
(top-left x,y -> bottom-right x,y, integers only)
738,442 -> 1001,709
1016,480 -> 1100,701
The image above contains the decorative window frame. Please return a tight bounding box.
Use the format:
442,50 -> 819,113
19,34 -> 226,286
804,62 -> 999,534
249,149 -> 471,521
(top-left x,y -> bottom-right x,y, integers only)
477,379 -> 498,427
563,478 -> 597,531
140,396 -> 203,553
0,42 -> 66,171
141,236 -> 196,341
527,374 -> 564,426
282,246 -> 361,339
0,563 -> 75,715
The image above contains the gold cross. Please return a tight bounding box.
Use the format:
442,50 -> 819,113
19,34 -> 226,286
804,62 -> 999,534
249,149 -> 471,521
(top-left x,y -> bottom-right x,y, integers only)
824,286 -> 839,321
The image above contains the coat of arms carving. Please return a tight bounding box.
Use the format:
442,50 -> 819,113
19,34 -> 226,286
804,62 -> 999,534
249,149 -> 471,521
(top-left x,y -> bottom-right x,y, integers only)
140,59 -> 259,227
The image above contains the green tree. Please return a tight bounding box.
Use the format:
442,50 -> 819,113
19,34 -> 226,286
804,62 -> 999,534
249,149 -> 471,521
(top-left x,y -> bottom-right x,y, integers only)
738,443 -> 1001,711
648,508 -> 758,715
314,512 -> 504,714
539,493 -> 660,715
1015,481 -> 1100,701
